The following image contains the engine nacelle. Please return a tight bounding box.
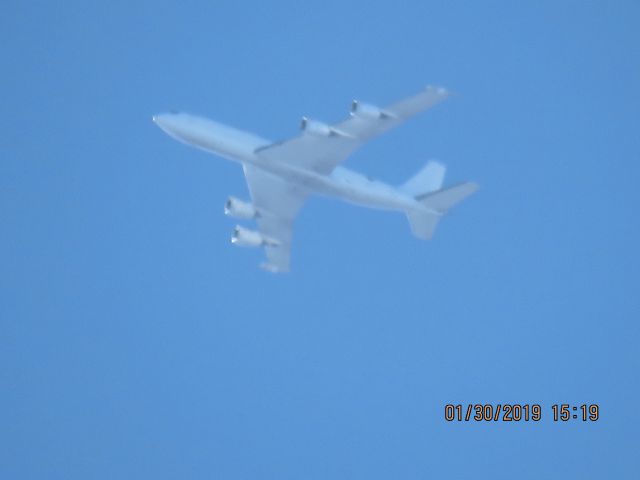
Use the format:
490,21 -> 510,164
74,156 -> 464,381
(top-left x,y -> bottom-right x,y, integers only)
231,225 -> 279,248
300,117 -> 351,138
224,197 -> 257,220
350,100 -> 394,119
300,117 -> 333,136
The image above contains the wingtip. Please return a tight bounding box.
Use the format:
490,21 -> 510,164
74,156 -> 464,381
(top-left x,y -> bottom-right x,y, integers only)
467,182 -> 480,193
425,85 -> 455,97
260,262 -> 288,273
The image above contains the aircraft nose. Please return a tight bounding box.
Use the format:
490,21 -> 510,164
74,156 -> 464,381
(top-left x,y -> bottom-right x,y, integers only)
152,113 -> 178,135
152,113 -> 168,126
152,112 -> 193,143
153,112 -> 185,131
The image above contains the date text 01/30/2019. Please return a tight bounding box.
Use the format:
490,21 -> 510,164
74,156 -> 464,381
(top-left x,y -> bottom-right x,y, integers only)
444,404 -> 600,422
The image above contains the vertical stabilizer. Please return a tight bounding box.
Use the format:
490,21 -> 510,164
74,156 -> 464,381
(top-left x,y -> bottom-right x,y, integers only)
400,161 -> 446,197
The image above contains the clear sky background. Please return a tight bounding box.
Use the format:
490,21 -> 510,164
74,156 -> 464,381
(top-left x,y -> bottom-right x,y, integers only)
2,1 -> 639,478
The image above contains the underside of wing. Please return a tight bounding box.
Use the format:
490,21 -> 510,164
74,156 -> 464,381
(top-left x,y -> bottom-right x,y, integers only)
242,164 -> 309,272
254,86 -> 450,174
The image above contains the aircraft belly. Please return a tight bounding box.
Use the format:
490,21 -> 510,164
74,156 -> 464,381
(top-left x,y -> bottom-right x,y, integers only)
255,160 -> 413,212
330,187 -> 408,211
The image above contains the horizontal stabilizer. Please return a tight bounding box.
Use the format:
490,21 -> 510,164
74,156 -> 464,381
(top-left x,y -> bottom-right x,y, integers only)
418,182 -> 478,213
407,182 -> 478,240
406,210 -> 442,240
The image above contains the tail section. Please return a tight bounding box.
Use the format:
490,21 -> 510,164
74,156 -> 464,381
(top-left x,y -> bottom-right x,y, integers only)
406,182 -> 479,240
400,160 -> 446,197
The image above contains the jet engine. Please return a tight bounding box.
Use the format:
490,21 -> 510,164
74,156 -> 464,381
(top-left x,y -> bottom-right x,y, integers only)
231,225 -> 279,247
224,197 -> 257,219
300,117 -> 331,136
300,117 -> 351,137
350,100 -> 394,119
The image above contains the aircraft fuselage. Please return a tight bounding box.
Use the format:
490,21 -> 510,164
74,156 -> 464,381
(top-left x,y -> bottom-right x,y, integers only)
153,112 -> 422,212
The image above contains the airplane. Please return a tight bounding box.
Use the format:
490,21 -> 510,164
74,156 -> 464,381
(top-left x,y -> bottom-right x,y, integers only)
153,86 -> 477,272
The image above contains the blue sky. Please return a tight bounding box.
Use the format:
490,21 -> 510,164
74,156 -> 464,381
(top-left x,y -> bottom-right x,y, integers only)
2,1 -> 639,478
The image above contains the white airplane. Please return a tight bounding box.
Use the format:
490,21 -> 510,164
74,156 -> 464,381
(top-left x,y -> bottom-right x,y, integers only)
153,86 -> 477,272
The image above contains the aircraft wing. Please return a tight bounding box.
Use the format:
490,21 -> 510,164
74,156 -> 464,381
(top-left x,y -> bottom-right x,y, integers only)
242,164 -> 309,272
254,86 -> 450,174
